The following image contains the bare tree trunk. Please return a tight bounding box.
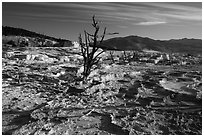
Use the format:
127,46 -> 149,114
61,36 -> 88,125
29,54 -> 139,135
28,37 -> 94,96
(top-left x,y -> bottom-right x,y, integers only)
78,16 -> 118,80
78,16 -> 106,80
122,51 -> 127,63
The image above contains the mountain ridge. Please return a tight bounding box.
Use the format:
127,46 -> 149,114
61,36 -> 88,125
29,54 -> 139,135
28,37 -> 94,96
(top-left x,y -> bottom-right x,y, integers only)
101,35 -> 202,55
2,26 -> 202,55
2,26 -> 73,47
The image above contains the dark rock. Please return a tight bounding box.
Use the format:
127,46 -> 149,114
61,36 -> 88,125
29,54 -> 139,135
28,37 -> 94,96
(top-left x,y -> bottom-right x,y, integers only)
99,114 -> 129,135
12,97 -> 19,101
141,81 -> 157,89
176,77 -> 194,82
2,73 -> 12,79
66,86 -> 84,95
137,97 -> 152,107
167,71 -> 186,77
117,79 -> 129,83
119,88 -> 128,94
118,82 -> 140,99
126,87 -> 138,97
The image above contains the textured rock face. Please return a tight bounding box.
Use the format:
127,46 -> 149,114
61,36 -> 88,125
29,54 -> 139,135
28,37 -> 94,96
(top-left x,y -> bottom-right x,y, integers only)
2,47 -> 202,135
25,54 -> 58,64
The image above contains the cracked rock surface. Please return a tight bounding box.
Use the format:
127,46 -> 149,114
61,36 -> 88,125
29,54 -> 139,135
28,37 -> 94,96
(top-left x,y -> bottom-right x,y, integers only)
2,47 -> 202,135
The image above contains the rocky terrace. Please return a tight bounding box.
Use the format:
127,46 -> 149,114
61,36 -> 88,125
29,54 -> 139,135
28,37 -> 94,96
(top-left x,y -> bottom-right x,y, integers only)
2,47 -> 202,135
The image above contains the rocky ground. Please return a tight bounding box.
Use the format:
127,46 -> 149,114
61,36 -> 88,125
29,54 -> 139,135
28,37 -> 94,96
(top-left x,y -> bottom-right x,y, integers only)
2,47 -> 202,135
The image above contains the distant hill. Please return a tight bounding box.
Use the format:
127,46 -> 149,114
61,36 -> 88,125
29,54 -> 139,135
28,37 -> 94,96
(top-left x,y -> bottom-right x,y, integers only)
159,38 -> 202,55
101,35 -> 202,55
3,26 -> 201,54
2,26 -> 73,47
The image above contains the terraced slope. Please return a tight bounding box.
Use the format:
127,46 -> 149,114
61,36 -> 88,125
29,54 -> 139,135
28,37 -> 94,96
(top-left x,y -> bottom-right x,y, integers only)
2,47 -> 202,135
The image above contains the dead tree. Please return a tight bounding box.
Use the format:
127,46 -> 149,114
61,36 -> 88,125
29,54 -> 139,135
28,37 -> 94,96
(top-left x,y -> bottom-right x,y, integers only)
122,51 -> 127,63
109,51 -> 115,64
132,51 -> 139,61
79,16 -> 116,79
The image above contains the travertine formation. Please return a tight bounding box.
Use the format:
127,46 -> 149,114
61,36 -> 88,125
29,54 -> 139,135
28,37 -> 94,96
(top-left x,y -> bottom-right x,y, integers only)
2,46 -> 202,135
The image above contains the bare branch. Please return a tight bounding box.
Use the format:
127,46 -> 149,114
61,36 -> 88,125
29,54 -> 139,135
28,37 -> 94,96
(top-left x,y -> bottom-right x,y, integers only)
78,15 -> 115,79
84,31 -> 88,47
92,50 -> 104,61
87,34 -> 91,45
92,57 -> 102,66
84,31 -> 89,57
100,27 -> 106,44
86,31 -> 95,37
79,34 -> 84,54
92,15 -> 99,28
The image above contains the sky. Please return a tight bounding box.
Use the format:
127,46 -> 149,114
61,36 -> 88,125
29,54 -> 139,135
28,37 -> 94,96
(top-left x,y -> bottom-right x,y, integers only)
2,2 -> 202,41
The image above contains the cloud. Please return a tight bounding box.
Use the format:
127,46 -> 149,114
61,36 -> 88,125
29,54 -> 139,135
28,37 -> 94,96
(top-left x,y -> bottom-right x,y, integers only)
141,3 -> 202,21
142,2 -> 201,12
26,2 -> 117,12
135,21 -> 167,26
10,12 -> 91,24
4,2 -> 201,27
156,12 -> 201,21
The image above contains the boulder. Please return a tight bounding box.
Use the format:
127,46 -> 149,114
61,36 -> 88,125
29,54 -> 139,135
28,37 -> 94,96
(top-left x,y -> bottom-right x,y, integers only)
117,85 -> 139,99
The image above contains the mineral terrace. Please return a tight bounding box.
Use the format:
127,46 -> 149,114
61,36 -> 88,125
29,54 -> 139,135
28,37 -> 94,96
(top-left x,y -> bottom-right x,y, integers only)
2,45 -> 202,135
